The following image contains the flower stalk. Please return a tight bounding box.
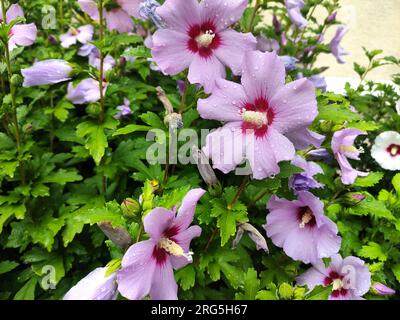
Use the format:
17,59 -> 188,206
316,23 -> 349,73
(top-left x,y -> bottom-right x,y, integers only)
1,0 -> 25,184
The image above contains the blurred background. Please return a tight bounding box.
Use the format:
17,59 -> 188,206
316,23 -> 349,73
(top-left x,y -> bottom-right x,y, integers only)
314,0 -> 400,80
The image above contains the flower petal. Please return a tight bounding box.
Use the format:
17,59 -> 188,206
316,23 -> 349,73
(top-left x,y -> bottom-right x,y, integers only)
284,127 -> 325,150
197,79 -> 246,122
106,9 -> 134,33
188,54 -> 226,93
241,51 -> 286,102
296,263 -> 327,291
78,0 -> 100,20
117,240 -> 157,300
6,4 -> 24,23
270,78 -> 318,134
150,258 -> 178,300
170,225 -> 202,269
151,29 -> 194,75
200,0 -> 247,31
174,189 -> 205,231
117,0 -> 142,18
214,29 -> 257,75
144,207 -> 175,240
63,267 -> 117,300
10,23 -> 37,48
156,0 -> 201,31
203,122 -> 245,174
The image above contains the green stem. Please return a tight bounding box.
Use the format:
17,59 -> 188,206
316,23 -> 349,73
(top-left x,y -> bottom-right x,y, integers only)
58,0 -> 64,32
1,0 -> 25,185
179,78 -> 189,113
248,0 -> 261,32
227,176 -> 249,210
98,0 -> 105,124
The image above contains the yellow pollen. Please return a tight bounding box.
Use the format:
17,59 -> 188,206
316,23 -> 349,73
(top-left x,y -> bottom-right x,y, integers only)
70,27 -> 79,36
299,209 -> 313,229
390,145 -> 399,156
340,145 -> 358,153
332,278 -> 344,291
242,111 -> 268,128
158,237 -> 193,262
195,30 -> 215,47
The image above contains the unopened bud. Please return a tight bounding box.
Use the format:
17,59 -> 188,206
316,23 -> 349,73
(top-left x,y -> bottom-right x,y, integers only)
326,12 -> 337,23
192,146 -> 218,186
11,74 -> 22,86
86,103 -> 101,117
232,223 -> 269,252
164,113 -> 183,130
97,221 -> 132,250
341,192 -> 366,206
121,198 -> 141,217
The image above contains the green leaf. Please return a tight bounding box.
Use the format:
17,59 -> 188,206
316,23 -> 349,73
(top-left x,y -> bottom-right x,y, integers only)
358,242 -> 387,262
62,200 -> 125,246
392,173 -> 400,195
278,283 -> 294,299
210,190 -> 248,246
235,268 -> 260,300
175,265 -> 196,291
76,122 -> 108,165
14,277 -> 37,300
348,194 -> 395,221
113,124 -> 152,136
0,260 -> 19,275
140,112 -> 165,129
0,204 -> 26,233
0,133 -> 15,149
354,172 -> 384,187
305,285 -> 332,300
255,290 -> 277,300
392,264 -> 400,283
317,104 -> 361,123
42,169 -> 82,185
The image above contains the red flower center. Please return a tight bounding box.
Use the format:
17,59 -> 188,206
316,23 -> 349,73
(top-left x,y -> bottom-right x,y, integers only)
187,21 -> 221,58
324,271 -> 349,298
387,144 -> 400,157
152,225 -> 180,266
297,206 -> 316,228
241,97 -> 275,138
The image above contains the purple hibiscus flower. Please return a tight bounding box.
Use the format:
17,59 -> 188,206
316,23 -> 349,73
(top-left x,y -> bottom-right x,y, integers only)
263,191 -> 341,264
63,267 -> 118,300
285,0 -> 308,29
21,59 -> 73,87
78,0 -> 139,33
151,0 -> 257,93
114,98 -> 133,119
117,189 -> 205,300
67,78 -> 106,105
198,51 -> 319,180
332,128 -> 368,185
0,4 -> 37,51
330,26 -> 349,64
289,155 -> 323,192
60,25 -> 94,48
297,254 -> 371,300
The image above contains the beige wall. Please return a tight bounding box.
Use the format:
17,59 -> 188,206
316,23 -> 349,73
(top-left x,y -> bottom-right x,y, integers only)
315,0 -> 400,80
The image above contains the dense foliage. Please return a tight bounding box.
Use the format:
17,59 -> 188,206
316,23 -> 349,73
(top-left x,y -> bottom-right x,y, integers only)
0,0 -> 399,300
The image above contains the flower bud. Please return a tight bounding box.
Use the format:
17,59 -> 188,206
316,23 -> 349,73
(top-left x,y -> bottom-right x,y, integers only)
273,15 -> 282,33
371,283 -> 395,296
341,192 -> 366,206
192,146 -> 218,186
86,103 -> 101,117
97,221 -> 132,250
121,198 -> 141,217
21,59 -> 73,87
10,74 -> 22,86
326,12 -> 337,23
